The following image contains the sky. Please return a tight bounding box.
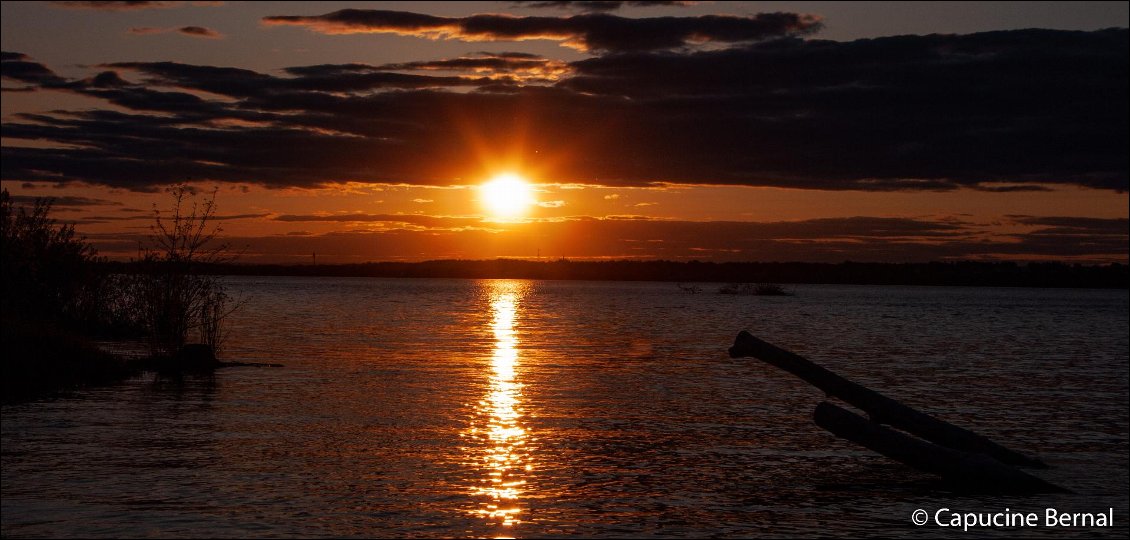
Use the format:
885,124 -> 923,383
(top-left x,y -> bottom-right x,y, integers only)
1,1 -> 1127,264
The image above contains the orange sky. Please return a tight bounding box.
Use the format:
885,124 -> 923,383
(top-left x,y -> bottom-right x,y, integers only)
6,179 -> 1121,264
2,2 -> 1127,263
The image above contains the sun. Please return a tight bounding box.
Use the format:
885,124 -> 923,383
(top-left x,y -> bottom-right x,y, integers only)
480,173 -> 535,219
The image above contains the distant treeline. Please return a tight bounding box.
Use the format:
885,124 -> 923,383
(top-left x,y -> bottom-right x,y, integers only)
99,259 -> 1129,289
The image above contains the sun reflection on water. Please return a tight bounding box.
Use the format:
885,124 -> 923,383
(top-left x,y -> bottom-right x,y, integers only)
467,280 -> 531,529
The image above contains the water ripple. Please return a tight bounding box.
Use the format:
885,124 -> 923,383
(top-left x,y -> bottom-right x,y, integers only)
3,279 -> 1127,538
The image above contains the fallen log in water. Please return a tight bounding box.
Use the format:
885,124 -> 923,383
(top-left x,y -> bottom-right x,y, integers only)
814,402 -> 1067,493
729,330 -> 1048,468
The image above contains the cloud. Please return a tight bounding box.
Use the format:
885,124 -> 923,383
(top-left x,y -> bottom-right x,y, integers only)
128,26 -> 223,38
376,52 -> 571,80
1,51 -> 67,85
53,1 -> 179,9
511,1 -> 697,12
1010,216 -> 1129,236
558,29 -> 1129,190
1,27 -> 1126,192
179,26 -> 223,39
7,195 -> 123,207
968,184 -> 1054,193
76,212 -> 268,223
262,9 -> 821,52
274,213 -> 483,228
52,1 -> 220,10
105,60 -> 499,98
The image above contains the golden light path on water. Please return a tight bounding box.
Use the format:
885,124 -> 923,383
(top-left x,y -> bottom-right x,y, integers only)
467,280 -> 531,530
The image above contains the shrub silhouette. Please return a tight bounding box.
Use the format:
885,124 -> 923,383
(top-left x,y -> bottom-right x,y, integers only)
134,186 -> 239,358
1,189 -> 100,325
1,186 -> 242,400
2,188 -> 133,402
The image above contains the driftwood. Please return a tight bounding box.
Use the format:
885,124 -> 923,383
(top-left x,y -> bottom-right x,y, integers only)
814,402 -> 1067,493
729,330 -> 1047,468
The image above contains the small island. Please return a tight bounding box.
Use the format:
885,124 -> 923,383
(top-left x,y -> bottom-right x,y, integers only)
717,283 -> 793,296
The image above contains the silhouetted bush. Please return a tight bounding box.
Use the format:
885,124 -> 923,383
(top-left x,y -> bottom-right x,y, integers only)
133,186 -> 239,358
2,189 -> 144,402
1,186 -> 241,401
1,189 -> 100,325
2,189 -> 144,336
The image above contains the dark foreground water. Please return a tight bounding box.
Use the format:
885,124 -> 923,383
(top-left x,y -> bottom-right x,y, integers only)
3,278 -> 1127,538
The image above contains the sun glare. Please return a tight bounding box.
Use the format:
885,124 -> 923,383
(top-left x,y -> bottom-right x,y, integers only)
481,173 -> 535,219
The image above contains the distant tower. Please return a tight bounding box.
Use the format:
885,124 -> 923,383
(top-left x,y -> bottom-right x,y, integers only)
313,252 -> 317,267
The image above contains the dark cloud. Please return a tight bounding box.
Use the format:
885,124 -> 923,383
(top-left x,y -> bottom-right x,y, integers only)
274,213 -> 484,228
558,29 -> 1129,190
106,61 -> 501,98
377,52 -> 570,79
1,28 -> 1127,192
1010,216 -> 1129,236
262,9 -> 820,52
7,195 -> 122,207
969,185 -> 1053,193
1,119 -> 385,190
1,51 -> 67,86
52,1 -> 220,10
88,70 -> 131,87
53,1 -> 177,9
78,212 -> 268,223
512,1 -> 696,12
129,26 -> 223,39
178,26 -> 222,38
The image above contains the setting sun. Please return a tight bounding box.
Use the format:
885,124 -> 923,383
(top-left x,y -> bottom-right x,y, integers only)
480,173 -> 535,219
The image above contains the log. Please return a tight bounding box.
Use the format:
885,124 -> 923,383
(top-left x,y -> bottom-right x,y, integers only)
729,330 -> 1048,468
814,402 -> 1067,493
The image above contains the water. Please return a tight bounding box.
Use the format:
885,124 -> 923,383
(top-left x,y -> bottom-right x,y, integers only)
3,278 -> 1127,538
